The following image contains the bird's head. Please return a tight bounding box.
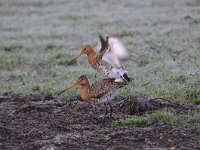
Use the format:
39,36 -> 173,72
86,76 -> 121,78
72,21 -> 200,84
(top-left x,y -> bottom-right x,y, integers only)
67,45 -> 93,65
80,45 -> 93,55
57,75 -> 89,95
76,75 -> 88,85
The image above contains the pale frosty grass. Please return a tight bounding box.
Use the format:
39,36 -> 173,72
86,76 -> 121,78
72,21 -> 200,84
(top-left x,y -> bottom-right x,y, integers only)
0,0 -> 200,103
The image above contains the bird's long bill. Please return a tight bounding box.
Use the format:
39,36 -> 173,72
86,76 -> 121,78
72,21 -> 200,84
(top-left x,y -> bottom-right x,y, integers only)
67,51 -> 83,65
57,82 -> 79,95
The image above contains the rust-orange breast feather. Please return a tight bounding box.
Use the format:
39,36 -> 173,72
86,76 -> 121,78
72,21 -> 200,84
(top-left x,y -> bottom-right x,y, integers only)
87,54 -> 102,69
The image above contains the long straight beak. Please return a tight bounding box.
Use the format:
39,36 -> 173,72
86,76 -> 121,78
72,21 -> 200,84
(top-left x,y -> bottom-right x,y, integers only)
67,51 -> 83,65
57,81 -> 79,95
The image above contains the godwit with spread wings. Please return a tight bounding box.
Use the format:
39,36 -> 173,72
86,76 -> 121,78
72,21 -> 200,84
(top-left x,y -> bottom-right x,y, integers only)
68,36 -> 132,82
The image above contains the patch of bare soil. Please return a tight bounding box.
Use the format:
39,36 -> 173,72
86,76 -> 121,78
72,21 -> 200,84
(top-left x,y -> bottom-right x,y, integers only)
0,94 -> 199,150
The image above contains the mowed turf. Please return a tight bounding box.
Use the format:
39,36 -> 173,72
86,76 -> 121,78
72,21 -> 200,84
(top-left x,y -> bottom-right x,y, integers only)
0,0 -> 200,103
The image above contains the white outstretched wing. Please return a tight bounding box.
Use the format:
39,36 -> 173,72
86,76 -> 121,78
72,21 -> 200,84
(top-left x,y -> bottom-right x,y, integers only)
102,37 -> 128,68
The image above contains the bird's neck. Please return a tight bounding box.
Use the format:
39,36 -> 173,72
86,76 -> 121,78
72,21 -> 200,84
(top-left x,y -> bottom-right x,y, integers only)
87,49 -> 98,67
80,83 -> 93,103
87,48 -> 97,58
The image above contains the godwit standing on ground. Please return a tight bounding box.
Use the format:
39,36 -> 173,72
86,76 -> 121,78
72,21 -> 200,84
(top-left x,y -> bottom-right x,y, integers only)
58,75 -> 128,120
68,36 -> 132,82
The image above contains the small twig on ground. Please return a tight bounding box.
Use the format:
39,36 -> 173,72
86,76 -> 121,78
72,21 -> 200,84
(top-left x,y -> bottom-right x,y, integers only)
0,125 -> 15,131
149,97 -> 173,104
113,100 -> 125,107
24,127 -> 37,136
50,123 -> 70,131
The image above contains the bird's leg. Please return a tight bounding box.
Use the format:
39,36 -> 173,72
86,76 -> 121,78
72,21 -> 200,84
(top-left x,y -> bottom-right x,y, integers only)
87,102 -> 94,114
94,103 -> 98,113
108,102 -> 113,122
92,101 -> 97,113
104,102 -> 108,119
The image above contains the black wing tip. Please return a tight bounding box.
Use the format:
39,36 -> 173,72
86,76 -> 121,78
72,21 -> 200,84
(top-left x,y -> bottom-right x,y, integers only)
99,35 -> 106,45
99,35 -> 108,53
99,34 -> 104,40
99,34 -> 109,45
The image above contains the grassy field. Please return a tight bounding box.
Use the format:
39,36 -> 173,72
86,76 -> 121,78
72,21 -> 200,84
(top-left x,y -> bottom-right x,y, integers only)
0,1 -> 200,149
0,0 -> 200,103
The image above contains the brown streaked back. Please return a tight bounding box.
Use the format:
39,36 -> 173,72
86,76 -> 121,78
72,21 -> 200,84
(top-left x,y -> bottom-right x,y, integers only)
89,78 -> 128,98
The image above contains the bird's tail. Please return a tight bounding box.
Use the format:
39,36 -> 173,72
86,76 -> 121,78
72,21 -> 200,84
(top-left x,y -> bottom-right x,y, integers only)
121,74 -> 134,82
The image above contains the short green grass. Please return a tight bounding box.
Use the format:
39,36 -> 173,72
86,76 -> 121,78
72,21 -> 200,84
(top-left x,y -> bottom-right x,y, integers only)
148,111 -> 187,126
114,110 -> 200,127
